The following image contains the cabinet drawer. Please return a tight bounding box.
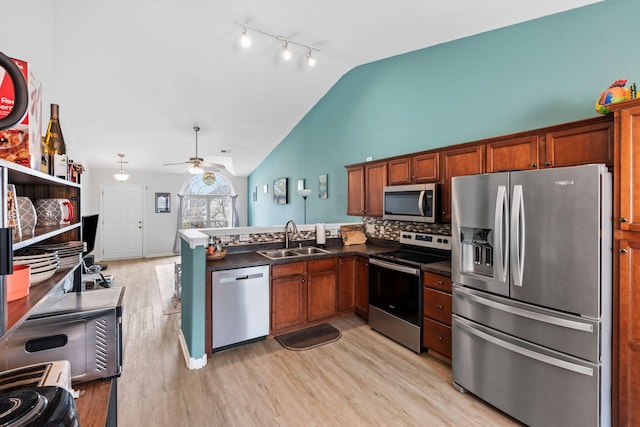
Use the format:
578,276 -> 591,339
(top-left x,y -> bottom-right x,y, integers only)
423,287 -> 452,325
423,271 -> 452,293
422,317 -> 452,358
271,262 -> 305,278
307,257 -> 337,273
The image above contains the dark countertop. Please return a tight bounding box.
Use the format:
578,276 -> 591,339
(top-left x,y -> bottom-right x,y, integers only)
206,241 -> 452,277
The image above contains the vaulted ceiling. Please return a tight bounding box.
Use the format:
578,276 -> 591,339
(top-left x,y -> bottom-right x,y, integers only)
5,0 -> 602,176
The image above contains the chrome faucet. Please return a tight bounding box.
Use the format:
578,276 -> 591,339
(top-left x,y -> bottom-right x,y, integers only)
284,219 -> 298,249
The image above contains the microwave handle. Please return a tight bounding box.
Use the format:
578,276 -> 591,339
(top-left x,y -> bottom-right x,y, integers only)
418,190 -> 425,217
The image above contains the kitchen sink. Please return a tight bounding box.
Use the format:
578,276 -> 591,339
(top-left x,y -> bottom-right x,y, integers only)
290,247 -> 330,255
257,246 -> 331,260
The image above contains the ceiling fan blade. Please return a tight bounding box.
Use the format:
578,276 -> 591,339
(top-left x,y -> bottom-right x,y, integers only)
202,162 -> 226,170
163,161 -> 191,166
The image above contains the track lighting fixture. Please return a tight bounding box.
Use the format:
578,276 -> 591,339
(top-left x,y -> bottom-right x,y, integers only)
114,153 -> 129,182
235,20 -> 319,67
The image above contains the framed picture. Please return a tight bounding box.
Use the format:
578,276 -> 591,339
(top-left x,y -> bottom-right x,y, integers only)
319,174 -> 328,199
155,192 -> 171,213
273,178 -> 288,204
252,186 -> 258,201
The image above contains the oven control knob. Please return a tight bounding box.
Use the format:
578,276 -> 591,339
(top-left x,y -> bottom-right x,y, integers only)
443,239 -> 448,244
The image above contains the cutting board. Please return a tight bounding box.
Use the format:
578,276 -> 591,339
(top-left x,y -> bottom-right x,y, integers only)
341,225 -> 367,245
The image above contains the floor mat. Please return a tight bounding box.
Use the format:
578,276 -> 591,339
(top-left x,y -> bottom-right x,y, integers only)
275,323 -> 341,351
155,263 -> 181,315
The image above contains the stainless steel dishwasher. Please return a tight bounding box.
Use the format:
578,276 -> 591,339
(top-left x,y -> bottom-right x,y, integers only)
211,265 -> 270,352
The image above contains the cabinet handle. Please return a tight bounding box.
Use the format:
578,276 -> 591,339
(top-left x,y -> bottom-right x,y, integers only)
438,336 -> 444,341
544,161 -> 551,166
620,217 -> 629,223
437,304 -> 444,310
437,280 -> 444,285
301,278 -> 305,283
620,249 -> 628,254
531,163 -> 537,168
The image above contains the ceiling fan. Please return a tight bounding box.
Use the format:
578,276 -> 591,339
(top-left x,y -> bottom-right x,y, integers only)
163,126 -> 226,174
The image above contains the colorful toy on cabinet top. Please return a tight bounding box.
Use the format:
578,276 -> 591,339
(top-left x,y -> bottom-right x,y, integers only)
595,78 -> 638,114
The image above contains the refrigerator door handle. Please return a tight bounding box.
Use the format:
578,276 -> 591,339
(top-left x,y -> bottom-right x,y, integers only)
494,185 -> 508,284
511,184 -> 525,287
454,286 -> 594,332
455,317 -> 594,376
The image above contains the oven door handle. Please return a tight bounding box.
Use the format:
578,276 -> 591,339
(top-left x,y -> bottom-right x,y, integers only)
369,258 -> 421,276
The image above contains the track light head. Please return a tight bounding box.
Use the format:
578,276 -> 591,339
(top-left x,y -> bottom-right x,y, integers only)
307,49 -> 316,67
240,28 -> 251,48
282,41 -> 292,61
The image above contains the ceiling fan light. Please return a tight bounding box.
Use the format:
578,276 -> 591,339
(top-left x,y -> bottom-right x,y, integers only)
189,165 -> 204,175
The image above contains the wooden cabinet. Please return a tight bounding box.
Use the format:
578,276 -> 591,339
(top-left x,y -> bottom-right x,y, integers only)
1,159 -> 82,340
608,99 -> 640,426
345,161 -> 387,217
543,119 -> 613,168
307,258 -> 338,322
270,258 -> 338,333
486,135 -> 540,172
617,239 -> 640,426
346,165 -> 365,216
270,262 -> 307,332
355,256 -> 369,319
422,271 -> 452,358
388,153 -> 439,185
439,145 -> 485,222
337,257 -> 356,313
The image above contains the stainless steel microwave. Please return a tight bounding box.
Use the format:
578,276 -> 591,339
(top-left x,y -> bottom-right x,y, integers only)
383,183 -> 437,223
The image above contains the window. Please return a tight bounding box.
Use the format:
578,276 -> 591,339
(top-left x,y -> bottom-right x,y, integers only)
181,172 -> 236,229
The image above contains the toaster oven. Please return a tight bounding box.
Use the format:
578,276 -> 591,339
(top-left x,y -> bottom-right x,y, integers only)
1,287 -> 124,385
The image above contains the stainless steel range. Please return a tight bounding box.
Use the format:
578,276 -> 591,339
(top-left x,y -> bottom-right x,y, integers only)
369,232 -> 451,353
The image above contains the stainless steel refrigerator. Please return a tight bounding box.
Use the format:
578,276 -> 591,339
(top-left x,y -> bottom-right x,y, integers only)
451,164 -> 612,427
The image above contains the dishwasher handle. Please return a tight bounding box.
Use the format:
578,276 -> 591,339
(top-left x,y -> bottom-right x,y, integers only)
217,272 -> 266,284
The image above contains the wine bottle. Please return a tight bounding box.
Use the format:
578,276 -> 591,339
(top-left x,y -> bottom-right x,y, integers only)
43,103 -> 67,178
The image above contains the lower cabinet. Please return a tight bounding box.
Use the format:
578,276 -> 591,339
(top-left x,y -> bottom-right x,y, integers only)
270,258 -> 338,333
617,239 -> 640,426
337,257 -> 356,313
422,271 -> 453,358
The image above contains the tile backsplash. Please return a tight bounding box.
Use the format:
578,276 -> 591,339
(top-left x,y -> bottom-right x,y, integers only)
362,217 -> 450,240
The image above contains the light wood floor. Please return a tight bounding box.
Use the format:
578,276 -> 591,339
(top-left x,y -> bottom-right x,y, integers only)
109,256 -> 521,427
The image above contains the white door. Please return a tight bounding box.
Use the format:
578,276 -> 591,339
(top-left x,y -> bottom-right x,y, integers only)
101,184 -> 144,260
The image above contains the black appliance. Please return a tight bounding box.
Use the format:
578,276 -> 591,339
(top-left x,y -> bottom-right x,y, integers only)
369,231 -> 451,352
0,361 -> 79,426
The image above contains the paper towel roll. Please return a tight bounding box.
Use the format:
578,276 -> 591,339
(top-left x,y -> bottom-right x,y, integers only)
316,223 -> 326,245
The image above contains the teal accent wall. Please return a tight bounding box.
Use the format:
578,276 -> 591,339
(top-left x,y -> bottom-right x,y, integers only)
249,0 -> 640,226
180,239 -> 206,359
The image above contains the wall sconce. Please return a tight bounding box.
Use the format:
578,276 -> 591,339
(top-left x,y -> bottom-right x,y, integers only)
114,153 -> 129,182
235,20 -> 320,67
298,188 -> 312,224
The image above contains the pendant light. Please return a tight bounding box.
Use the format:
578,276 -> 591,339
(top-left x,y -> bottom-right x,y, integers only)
114,153 -> 129,182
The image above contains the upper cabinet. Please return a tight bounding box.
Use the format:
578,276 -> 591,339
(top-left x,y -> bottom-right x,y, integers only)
440,145 -> 485,222
486,135 -> 540,173
613,101 -> 640,231
346,161 -> 387,217
388,153 -> 439,185
542,118 -> 613,169
345,116 -> 613,222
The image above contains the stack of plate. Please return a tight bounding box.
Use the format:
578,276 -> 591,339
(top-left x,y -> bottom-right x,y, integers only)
13,249 -> 60,285
31,241 -> 85,270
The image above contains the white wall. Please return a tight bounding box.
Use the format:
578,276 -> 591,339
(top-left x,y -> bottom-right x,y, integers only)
84,168 -> 247,261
